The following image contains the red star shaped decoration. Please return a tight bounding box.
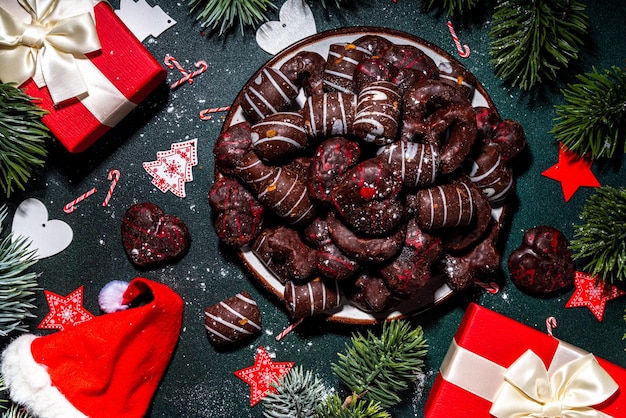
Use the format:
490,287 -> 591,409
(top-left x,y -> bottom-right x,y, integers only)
38,286 -> 95,331
143,138 -> 198,197
565,271 -> 626,321
541,143 -> 600,202
234,346 -> 294,407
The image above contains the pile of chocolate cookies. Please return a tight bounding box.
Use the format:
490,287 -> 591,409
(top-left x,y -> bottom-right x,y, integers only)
209,33 -> 526,320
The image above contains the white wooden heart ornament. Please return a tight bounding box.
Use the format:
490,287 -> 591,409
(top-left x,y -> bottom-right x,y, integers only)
11,198 -> 73,259
256,0 -> 317,55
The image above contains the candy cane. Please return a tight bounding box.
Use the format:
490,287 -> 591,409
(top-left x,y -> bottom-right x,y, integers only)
164,54 -> 188,76
546,316 -> 558,336
170,60 -> 209,89
474,280 -> 500,294
275,318 -> 304,341
102,169 -> 121,207
64,187 -> 97,214
199,106 -> 231,121
447,21 -> 471,58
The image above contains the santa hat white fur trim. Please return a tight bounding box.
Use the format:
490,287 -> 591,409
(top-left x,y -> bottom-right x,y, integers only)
1,334 -> 88,418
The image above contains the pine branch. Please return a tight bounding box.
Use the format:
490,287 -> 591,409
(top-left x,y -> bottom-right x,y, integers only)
188,0 -> 276,34
488,0 -> 588,90
316,394 -> 390,418
0,206 -> 40,336
0,83 -> 49,198
570,187 -> 626,283
331,320 -> 428,408
551,66 -> 626,159
262,366 -> 327,418
425,0 -> 479,16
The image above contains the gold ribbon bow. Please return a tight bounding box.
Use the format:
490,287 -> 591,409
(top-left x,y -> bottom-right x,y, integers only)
489,350 -> 618,418
0,0 -> 101,104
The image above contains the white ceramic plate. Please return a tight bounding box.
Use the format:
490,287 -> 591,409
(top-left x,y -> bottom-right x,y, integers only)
221,27 -> 499,324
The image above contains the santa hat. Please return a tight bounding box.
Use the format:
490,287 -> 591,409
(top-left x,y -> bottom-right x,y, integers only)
1,277 -> 183,418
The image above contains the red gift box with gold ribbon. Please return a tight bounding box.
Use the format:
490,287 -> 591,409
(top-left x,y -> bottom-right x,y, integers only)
0,0 -> 165,153
425,303 -> 626,417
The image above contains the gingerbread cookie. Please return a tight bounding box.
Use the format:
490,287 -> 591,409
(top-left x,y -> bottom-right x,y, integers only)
343,274 -> 396,313
121,202 -> 191,268
377,140 -> 440,189
305,216 -> 359,281
308,137 -> 361,204
284,277 -> 342,319
352,80 -> 401,145
279,51 -> 326,96
323,42 -> 372,93
302,92 -> 357,139
213,121 -> 253,177
241,67 -> 299,122
507,226 -> 575,294
251,112 -> 307,163
204,291 -> 262,347
208,176 -> 265,247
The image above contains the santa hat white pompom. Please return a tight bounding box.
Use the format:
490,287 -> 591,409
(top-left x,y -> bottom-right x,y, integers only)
98,280 -> 131,313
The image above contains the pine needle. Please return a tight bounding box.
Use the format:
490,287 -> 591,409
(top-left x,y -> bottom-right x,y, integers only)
425,0 -> 480,16
570,187 -> 626,283
316,394 -> 390,418
262,366 -> 327,418
488,0 -> 588,90
551,66 -> 626,159
188,0 -> 276,34
0,205 -> 40,336
331,320 -> 428,408
0,83 -> 49,198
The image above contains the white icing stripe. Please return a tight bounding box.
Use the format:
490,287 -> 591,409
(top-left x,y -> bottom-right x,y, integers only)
322,94 -> 328,137
205,312 -> 253,335
274,171 -> 297,210
338,93 -> 348,135
461,182 -> 474,222
306,96 -> 317,135
254,120 -> 306,133
285,188 -> 308,218
308,282 -> 315,316
250,85 -> 278,115
255,136 -> 304,148
322,80 -> 353,93
439,73 -> 473,89
439,186 -> 448,226
430,144 -> 438,184
415,144 -> 425,187
456,186 -> 464,226
273,67 -> 299,92
244,92 -> 265,120
264,68 -> 294,103
219,302 -> 261,330
204,325 -> 235,342
259,167 -> 282,198
236,293 -> 257,306
469,155 -> 501,182
321,281 -> 327,310
324,69 -> 354,81
292,203 -> 314,225
327,50 -> 361,66
428,188 -> 435,229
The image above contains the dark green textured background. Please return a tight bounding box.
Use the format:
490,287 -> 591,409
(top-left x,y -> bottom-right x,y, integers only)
2,1 -> 626,416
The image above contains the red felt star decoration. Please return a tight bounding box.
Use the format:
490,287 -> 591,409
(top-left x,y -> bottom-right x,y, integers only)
38,286 -> 95,331
565,271 -> 626,321
541,143 -> 600,202
234,346 -> 294,407
143,138 -> 198,198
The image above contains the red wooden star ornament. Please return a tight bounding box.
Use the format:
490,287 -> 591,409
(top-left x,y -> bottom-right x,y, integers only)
38,286 -> 95,331
234,346 -> 294,406
565,272 -> 626,321
542,143 -> 600,202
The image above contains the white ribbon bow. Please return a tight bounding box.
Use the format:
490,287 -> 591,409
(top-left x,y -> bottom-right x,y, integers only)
490,350 -> 618,418
0,0 -> 101,104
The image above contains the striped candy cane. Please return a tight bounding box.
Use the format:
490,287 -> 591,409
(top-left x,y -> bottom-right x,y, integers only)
64,187 -> 97,214
170,60 -> 209,89
199,106 -> 231,121
102,169 -> 121,207
447,21 -> 471,58
275,318 -> 304,341
546,316 -> 558,336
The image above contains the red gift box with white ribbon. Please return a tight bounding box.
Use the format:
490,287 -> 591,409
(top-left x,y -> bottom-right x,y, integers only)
424,303 -> 626,417
0,0 -> 165,153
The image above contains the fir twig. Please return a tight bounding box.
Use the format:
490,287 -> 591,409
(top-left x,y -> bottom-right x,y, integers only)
425,0 -> 479,16
570,187 -> 626,283
488,0 -> 588,90
188,0 -> 276,34
0,205 -> 40,336
316,394 -> 390,418
0,83 -> 49,198
551,66 -> 626,159
331,320 -> 428,408
262,366 -> 327,418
